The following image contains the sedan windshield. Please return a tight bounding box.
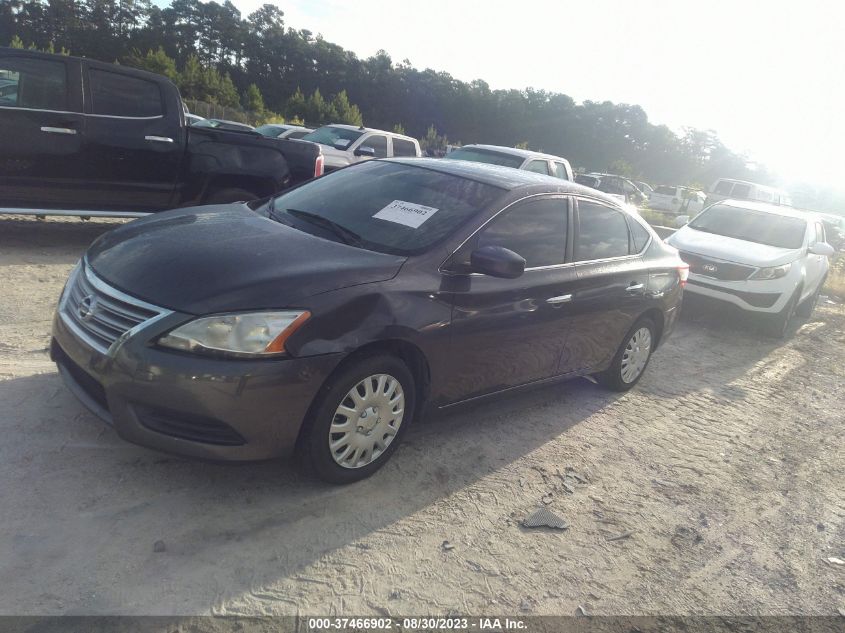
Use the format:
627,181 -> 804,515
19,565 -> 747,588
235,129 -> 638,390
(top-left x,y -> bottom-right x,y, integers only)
267,161 -> 504,255
301,126 -> 364,148
688,204 -> 807,249
446,147 -> 524,169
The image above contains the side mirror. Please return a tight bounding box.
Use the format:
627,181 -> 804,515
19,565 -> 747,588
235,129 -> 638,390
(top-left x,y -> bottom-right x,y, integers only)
809,242 -> 835,257
354,146 -> 376,157
470,245 -> 525,279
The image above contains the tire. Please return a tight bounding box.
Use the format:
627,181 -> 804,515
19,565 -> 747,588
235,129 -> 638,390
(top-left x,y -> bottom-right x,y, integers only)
595,317 -> 656,392
762,290 -> 799,338
203,187 -> 258,205
301,354 -> 415,484
796,277 -> 825,318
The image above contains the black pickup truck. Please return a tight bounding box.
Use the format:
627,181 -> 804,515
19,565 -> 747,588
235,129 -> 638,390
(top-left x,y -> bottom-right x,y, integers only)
0,48 -> 324,218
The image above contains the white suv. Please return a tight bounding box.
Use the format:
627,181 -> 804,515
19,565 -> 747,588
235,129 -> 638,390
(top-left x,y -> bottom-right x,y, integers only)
301,124 -> 421,171
666,200 -> 834,337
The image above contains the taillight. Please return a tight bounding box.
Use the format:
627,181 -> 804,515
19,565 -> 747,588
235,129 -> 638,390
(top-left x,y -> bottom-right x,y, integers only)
314,155 -> 324,178
678,263 -> 690,288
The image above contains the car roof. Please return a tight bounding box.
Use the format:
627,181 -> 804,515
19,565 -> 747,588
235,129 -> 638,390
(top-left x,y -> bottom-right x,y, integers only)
322,123 -> 417,143
714,199 -> 812,221
458,144 -> 571,163
383,158 -> 621,202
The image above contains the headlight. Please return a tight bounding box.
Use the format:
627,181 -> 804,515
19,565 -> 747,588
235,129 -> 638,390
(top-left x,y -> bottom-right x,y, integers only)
158,310 -> 310,357
749,263 -> 791,280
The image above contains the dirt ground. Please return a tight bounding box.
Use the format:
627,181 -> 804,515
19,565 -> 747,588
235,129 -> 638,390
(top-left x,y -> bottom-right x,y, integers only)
0,215 -> 843,618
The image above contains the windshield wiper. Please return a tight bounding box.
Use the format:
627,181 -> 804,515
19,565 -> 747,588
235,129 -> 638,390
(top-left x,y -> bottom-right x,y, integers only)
286,208 -> 363,246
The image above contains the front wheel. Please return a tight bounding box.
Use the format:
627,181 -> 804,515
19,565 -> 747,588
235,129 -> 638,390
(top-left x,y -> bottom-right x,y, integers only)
796,277 -> 825,319
763,290 -> 798,338
301,355 -> 415,484
595,317 -> 656,392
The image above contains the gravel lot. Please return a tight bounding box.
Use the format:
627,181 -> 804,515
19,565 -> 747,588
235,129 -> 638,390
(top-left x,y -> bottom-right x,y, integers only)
0,216 -> 843,617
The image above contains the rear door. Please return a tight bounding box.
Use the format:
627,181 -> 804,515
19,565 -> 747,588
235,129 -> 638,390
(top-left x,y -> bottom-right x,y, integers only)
442,196 -> 577,402
558,198 -> 650,374
0,52 -> 85,208
80,65 -> 182,211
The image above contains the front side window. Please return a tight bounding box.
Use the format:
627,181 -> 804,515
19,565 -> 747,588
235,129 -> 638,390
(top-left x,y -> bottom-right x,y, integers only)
575,200 -> 631,261
0,56 -> 67,110
476,198 -> 568,268
655,185 -> 677,196
361,135 -> 388,158
268,161 -> 503,256
524,160 -> 550,175
714,180 -> 734,195
815,222 -> 826,245
393,138 -> 417,157
731,183 -> 751,199
553,162 -> 569,179
90,69 -> 162,117
688,204 -> 807,249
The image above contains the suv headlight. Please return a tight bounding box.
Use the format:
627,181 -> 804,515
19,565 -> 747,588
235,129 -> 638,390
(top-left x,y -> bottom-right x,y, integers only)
749,263 -> 791,280
158,310 -> 310,357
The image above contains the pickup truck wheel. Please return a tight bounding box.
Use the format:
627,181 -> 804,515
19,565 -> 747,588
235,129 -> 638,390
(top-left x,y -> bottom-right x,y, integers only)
301,354 -> 415,484
203,188 -> 258,205
595,317 -> 656,392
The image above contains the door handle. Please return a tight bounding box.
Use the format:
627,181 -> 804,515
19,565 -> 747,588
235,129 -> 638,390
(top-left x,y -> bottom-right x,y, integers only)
145,135 -> 174,143
41,126 -> 77,135
626,283 -> 645,293
546,294 -> 573,306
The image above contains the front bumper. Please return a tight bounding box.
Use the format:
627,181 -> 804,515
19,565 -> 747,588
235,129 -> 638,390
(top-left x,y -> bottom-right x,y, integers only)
684,274 -> 793,314
51,306 -> 343,462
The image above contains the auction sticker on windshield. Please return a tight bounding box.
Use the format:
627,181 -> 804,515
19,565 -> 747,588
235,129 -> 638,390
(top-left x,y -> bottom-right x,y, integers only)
373,200 -> 439,228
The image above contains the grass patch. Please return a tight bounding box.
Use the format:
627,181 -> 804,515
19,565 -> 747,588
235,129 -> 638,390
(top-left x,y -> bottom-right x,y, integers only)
825,256 -> 845,299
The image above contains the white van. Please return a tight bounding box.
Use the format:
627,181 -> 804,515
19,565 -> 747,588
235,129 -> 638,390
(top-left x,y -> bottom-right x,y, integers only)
706,179 -> 792,207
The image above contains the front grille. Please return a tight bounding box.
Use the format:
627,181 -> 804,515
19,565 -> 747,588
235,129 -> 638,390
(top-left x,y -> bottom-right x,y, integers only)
678,251 -> 755,281
61,263 -> 165,353
134,405 -> 246,446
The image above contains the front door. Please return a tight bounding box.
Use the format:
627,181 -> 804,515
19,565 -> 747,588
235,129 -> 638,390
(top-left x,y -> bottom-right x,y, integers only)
442,196 -> 577,403
0,52 -> 86,209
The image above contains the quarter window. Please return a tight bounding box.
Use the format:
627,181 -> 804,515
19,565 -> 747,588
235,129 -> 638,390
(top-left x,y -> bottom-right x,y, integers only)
476,198 -> 568,268
630,219 -> 651,252
361,135 -> 388,158
392,138 -> 417,157
89,69 -> 163,117
524,160 -> 550,175
0,57 -> 67,110
575,200 -> 631,260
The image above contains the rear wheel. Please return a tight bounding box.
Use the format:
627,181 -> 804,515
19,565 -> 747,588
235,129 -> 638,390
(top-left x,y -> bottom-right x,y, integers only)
596,317 -> 656,392
301,354 -> 415,484
203,187 -> 258,205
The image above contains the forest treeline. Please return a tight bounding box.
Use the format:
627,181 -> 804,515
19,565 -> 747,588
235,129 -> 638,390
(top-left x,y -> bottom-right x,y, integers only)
1,0 -> 835,209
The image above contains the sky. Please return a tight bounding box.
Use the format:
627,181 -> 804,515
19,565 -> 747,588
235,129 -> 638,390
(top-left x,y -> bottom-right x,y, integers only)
225,0 -> 844,189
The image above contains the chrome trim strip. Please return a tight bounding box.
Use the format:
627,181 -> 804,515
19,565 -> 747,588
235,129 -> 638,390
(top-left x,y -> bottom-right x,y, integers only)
0,208 -> 150,218
0,105 -> 164,120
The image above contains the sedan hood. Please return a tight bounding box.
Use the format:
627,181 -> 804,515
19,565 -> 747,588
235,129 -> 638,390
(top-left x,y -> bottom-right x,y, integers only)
87,205 -> 405,314
667,226 -> 800,267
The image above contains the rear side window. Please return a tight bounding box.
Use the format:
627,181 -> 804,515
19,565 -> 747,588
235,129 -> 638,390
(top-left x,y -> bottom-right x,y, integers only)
446,147 -> 524,169
714,180 -> 734,195
477,198 -> 568,268
286,130 -> 309,139
89,69 -> 163,117
360,135 -> 388,158
524,160 -> 550,175
393,138 -> 417,157
553,162 -> 569,179
655,186 -> 677,196
731,183 -> 751,199
576,200 -> 631,260
0,56 -> 67,110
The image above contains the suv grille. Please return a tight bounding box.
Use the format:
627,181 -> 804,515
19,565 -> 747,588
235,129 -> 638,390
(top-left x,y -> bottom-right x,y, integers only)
678,251 -> 755,282
61,263 -> 165,354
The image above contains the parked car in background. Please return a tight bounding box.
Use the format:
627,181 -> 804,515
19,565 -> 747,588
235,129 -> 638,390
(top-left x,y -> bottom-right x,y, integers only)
51,158 -> 686,483
819,213 -> 845,251
666,200 -> 833,337
575,173 -> 647,206
636,181 -> 654,196
192,118 -> 255,133
255,123 -> 314,140
0,47 -> 324,216
706,178 -> 792,207
649,185 -> 706,215
301,124 -> 421,172
184,113 -> 205,126
445,144 -> 574,180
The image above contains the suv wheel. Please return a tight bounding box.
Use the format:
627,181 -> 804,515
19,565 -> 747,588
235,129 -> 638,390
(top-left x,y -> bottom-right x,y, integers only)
302,354 -> 415,484
596,317 -> 656,392
763,290 -> 799,338
796,277 -> 825,319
